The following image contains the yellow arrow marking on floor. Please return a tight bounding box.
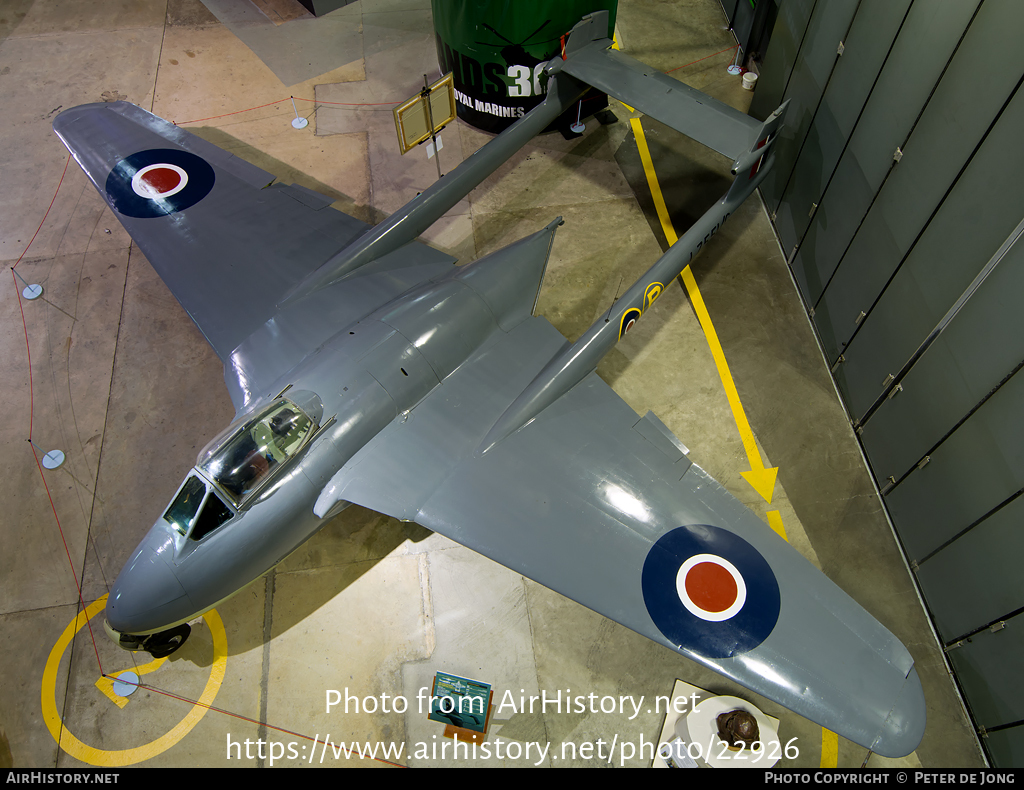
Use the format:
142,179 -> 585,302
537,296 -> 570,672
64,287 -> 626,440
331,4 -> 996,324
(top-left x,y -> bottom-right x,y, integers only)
629,115 -> 777,503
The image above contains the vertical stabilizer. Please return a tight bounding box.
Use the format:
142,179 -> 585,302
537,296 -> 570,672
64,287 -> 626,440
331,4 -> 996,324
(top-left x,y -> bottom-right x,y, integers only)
725,100 -> 790,202
452,218 -> 563,332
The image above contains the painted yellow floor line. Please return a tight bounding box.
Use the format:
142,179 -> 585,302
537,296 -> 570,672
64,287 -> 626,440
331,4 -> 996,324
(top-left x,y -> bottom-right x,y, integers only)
629,116 -> 777,503
822,728 -> 840,768
43,597 -> 228,766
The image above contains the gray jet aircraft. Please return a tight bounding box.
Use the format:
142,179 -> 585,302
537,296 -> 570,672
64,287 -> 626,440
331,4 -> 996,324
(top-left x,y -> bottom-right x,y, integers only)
52,12 -> 925,758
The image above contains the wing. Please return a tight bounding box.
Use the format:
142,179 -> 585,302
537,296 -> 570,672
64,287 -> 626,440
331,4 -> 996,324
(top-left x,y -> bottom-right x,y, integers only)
53,102 -> 456,408
315,316 -> 926,758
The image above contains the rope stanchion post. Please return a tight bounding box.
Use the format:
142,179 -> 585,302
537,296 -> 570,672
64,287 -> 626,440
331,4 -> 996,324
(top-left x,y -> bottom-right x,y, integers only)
12,266 -> 43,299
289,96 -> 309,130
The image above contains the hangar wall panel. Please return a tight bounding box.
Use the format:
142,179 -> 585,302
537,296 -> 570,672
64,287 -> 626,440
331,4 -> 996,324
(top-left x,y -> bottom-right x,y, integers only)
831,82 -> 1024,417
947,623 -> 1024,730
858,236 -> 1024,485
983,726 -> 1024,768
798,0 -> 979,355
754,0 -> 857,225
754,0 -> 1024,766
764,0 -> 913,284
810,1 -> 1024,373
748,0 -> 814,127
914,496 -> 1024,643
883,364 -> 1024,563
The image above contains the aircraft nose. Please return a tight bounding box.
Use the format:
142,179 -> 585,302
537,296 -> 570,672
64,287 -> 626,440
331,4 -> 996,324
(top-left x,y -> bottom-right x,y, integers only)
105,530 -> 194,635
871,666 -> 928,758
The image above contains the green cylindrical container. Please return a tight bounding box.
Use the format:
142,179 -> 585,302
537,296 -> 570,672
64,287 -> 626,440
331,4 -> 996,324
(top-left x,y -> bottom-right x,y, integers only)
432,0 -> 617,133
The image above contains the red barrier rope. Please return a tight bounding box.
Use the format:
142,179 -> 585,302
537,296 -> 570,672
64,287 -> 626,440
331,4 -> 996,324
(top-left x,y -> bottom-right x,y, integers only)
12,151 -> 106,674
665,43 -> 740,74
17,149 -> 402,768
174,95 -> 401,125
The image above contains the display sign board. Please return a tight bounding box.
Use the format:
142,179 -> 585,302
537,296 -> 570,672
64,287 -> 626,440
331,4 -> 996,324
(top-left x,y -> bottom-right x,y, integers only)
427,672 -> 491,734
393,73 -> 457,155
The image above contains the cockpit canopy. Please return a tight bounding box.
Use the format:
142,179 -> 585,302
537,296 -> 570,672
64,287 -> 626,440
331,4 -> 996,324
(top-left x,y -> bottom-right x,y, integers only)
161,396 -> 320,543
197,398 -> 316,505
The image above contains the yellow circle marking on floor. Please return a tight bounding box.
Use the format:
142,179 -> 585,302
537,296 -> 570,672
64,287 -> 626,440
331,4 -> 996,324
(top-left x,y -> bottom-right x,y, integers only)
42,595 -> 228,766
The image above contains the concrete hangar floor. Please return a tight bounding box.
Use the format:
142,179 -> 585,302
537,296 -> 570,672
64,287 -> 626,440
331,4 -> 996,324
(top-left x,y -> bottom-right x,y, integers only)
1,0 -> 984,770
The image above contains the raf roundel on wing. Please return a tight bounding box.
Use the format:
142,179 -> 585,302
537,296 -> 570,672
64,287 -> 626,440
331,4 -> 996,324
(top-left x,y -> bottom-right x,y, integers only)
105,148 -> 215,218
642,524 -> 781,659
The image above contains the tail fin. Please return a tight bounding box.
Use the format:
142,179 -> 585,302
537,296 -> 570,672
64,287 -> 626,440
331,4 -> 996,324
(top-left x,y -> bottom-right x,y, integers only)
726,100 -> 790,201
451,217 -> 562,331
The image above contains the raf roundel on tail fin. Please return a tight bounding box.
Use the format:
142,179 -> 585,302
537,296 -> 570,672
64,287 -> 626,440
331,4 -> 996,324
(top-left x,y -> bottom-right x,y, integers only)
642,524 -> 781,659
104,148 -> 215,218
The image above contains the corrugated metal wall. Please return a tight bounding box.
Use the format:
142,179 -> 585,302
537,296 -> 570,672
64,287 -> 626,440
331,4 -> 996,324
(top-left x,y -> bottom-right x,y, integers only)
750,0 -> 1024,766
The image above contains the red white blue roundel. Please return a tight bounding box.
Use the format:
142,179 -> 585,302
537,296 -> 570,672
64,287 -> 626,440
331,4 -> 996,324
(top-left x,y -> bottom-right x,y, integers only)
642,525 -> 780,658
105,149 -> 215,218
619,306 -> 642,340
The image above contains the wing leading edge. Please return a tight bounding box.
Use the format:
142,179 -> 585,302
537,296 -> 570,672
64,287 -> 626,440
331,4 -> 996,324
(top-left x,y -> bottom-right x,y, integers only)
317,316 -> 926,758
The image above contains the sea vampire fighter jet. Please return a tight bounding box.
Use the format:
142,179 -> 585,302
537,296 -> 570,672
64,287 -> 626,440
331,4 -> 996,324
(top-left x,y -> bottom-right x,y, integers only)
53,12 -> 924,758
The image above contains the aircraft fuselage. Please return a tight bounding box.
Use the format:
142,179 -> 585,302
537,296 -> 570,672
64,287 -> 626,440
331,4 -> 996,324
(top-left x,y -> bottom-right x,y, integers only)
104,263 -> 513,642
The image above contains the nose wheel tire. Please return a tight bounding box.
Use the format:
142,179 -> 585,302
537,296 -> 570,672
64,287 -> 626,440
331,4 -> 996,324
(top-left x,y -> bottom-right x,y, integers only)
144,623 -> 191,658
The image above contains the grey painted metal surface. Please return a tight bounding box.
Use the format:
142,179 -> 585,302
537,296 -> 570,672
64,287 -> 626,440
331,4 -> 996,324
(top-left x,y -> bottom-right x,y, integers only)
859,228 -> 1024,489
281,69 -> 590,304
559,39 -> 761,160
778,0 -> 911,297
947,618 -> 1024,730
52,12 -> 924,757
832,81 -> 1024,420
884,364 -> 1024,563
748,0 -> 815,126
756,0 -> 858,228
809,0 -> 981,361
476,104 -> 787,453
915,495 -> 1024,643
982,724 -> 1024,767
810,0 -> 1024,370
756,0 -> 1024,766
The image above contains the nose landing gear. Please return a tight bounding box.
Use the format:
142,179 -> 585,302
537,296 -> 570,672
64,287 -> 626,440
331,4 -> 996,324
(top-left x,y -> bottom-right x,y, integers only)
111,623 -> 192,658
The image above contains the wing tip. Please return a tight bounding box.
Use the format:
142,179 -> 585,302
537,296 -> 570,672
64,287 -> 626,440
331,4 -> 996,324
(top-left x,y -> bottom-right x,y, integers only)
53,100 -> 136,133
871,665 -> 928,758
